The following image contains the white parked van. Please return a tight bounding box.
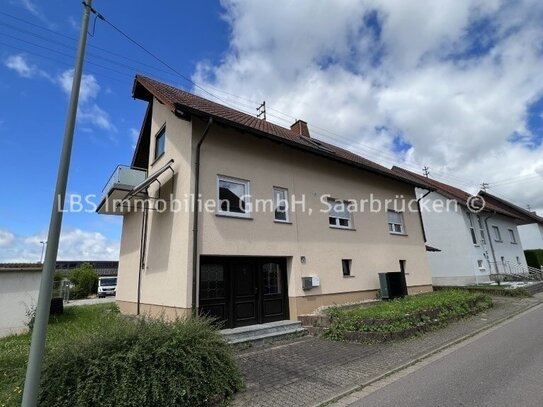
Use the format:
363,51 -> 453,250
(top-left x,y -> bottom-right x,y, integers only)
97,276 -> 117,298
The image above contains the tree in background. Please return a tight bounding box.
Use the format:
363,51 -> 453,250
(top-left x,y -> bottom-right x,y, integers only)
525,250 -> 543,269
69,263 -> 99,299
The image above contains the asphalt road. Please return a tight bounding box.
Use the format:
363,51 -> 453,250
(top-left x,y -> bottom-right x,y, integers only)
348,305 -> 543,407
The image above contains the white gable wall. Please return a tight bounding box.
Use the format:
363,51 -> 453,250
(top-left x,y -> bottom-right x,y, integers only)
418,190 -> 484,285
418,189 -> 529,285
518,223 -> 543,250
485,215 -> 529,273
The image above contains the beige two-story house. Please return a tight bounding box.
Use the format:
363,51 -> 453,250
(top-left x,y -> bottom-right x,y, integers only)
97,75 -> 433,328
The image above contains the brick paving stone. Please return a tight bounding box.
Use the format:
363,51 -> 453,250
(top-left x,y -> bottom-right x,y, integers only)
232,295 -> 542,407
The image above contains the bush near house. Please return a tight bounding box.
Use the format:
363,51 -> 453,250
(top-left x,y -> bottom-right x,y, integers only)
39,316 -> 243,407
323,290 -> 492,342
525,249 -> 543,269
68,262 -> 99,299
0,304 -> 243,407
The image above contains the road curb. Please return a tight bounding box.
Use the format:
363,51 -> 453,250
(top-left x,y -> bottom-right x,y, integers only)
316,299 -> 543,407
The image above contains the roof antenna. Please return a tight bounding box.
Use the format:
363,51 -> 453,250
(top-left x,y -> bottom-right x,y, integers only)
480,182 -> 490,192
527,204 -> 532,211
422,166 -> 430,177
256,101 -> 266,121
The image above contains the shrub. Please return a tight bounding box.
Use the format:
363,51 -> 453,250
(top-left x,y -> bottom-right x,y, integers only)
39,316 -> 243,407
525,249 -> 543,268
69,263 -> 98,299
324,290 -> 492,341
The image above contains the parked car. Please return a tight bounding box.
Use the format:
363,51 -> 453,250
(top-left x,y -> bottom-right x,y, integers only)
97,276 -> 117,298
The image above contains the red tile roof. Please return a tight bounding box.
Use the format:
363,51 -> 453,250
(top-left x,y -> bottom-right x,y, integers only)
479,191 -> 543,225
390,166 -> 523,220
132,75 -> 432,190
0,263 -> 42,271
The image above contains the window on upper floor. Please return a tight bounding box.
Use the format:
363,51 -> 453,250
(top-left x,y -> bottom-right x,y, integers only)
476,215 -> 486,244
327,198 -> 352,229
273,187 -> 289,223
154,126 -> 166,160
508,229 -> 517,244
388,211 -> 405,234
217,175 -> 251,218
467,213 -> 477,245
492,225 -> 502,242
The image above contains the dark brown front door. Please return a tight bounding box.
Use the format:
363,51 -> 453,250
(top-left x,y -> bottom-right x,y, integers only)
232,261 -> 258,327
199,257 -> 288,328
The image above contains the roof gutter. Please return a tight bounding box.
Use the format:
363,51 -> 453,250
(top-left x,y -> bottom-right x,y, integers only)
191,117 -> 213,314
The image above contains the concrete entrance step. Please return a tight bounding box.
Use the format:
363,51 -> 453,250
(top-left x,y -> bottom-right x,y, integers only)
221,320 -> 307,346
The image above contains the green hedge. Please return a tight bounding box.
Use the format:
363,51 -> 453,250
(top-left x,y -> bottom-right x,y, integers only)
324,290 -> 492,341
39,316 -> 243,407
525,249 -> 543,268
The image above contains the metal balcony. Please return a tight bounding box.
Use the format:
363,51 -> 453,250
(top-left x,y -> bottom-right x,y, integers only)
97,166 -> 147,215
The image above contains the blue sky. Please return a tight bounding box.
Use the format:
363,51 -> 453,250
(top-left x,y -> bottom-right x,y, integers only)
1,0 -> 543,261
0,0 -> 230,261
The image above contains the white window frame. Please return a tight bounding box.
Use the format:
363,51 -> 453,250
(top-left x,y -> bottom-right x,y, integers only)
477,259 -> 485,270
508,228 -> 517,244
387,210 -> 405,235
327,198 -> 352,229
273,187 -> 289,223
154,125 -> 166,160
492,225 -> 502,242
216,175 -> 251,218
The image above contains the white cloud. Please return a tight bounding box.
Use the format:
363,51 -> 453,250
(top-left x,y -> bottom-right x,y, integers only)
4,54 -> 37,78
78,104 -> 115,131
68,16 -> 79,31
0,228 -> 119,262
0,229 -> 15,247
56,69 -> 116,133
17,0 -> 55,28
192,0 -> 543,214
130,128 -> 139,149
57,69 -> 101,104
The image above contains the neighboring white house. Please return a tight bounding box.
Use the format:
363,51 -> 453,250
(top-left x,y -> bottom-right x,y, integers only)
478,192 -> 543,251
0,264 -> 41,337
392,167 -> 534,286
518,224 -> 543,250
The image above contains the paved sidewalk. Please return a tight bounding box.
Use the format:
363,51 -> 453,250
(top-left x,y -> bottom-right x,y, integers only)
64,297 -> 116,306
232,295 -> 542,407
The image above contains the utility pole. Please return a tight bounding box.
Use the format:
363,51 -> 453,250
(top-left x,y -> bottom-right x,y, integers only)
21,1 -> 93,405
256,101 -> 266,121
480,182 -> 490,192
39,241 -> 47,264
422,166 -> 430,177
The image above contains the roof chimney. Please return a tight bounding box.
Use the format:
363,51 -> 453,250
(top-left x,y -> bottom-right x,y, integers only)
290,119 -> 310,138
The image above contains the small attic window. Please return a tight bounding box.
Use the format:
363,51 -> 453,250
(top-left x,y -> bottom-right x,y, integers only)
300,136 -> 335,154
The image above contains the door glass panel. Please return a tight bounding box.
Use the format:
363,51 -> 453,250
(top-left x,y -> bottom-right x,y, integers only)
200,264 -> 224,300
263,262 -> 282,295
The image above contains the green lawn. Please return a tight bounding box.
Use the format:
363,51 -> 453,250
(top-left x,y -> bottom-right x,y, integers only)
0,303 -> 119,407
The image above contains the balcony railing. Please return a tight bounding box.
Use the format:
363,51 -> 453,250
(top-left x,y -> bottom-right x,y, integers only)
102,165 -> 147,197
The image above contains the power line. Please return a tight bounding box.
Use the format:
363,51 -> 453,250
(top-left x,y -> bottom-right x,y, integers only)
2,10 -> 530,191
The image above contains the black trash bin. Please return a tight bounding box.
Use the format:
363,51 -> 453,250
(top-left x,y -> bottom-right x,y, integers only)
378,272 -> 407,300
